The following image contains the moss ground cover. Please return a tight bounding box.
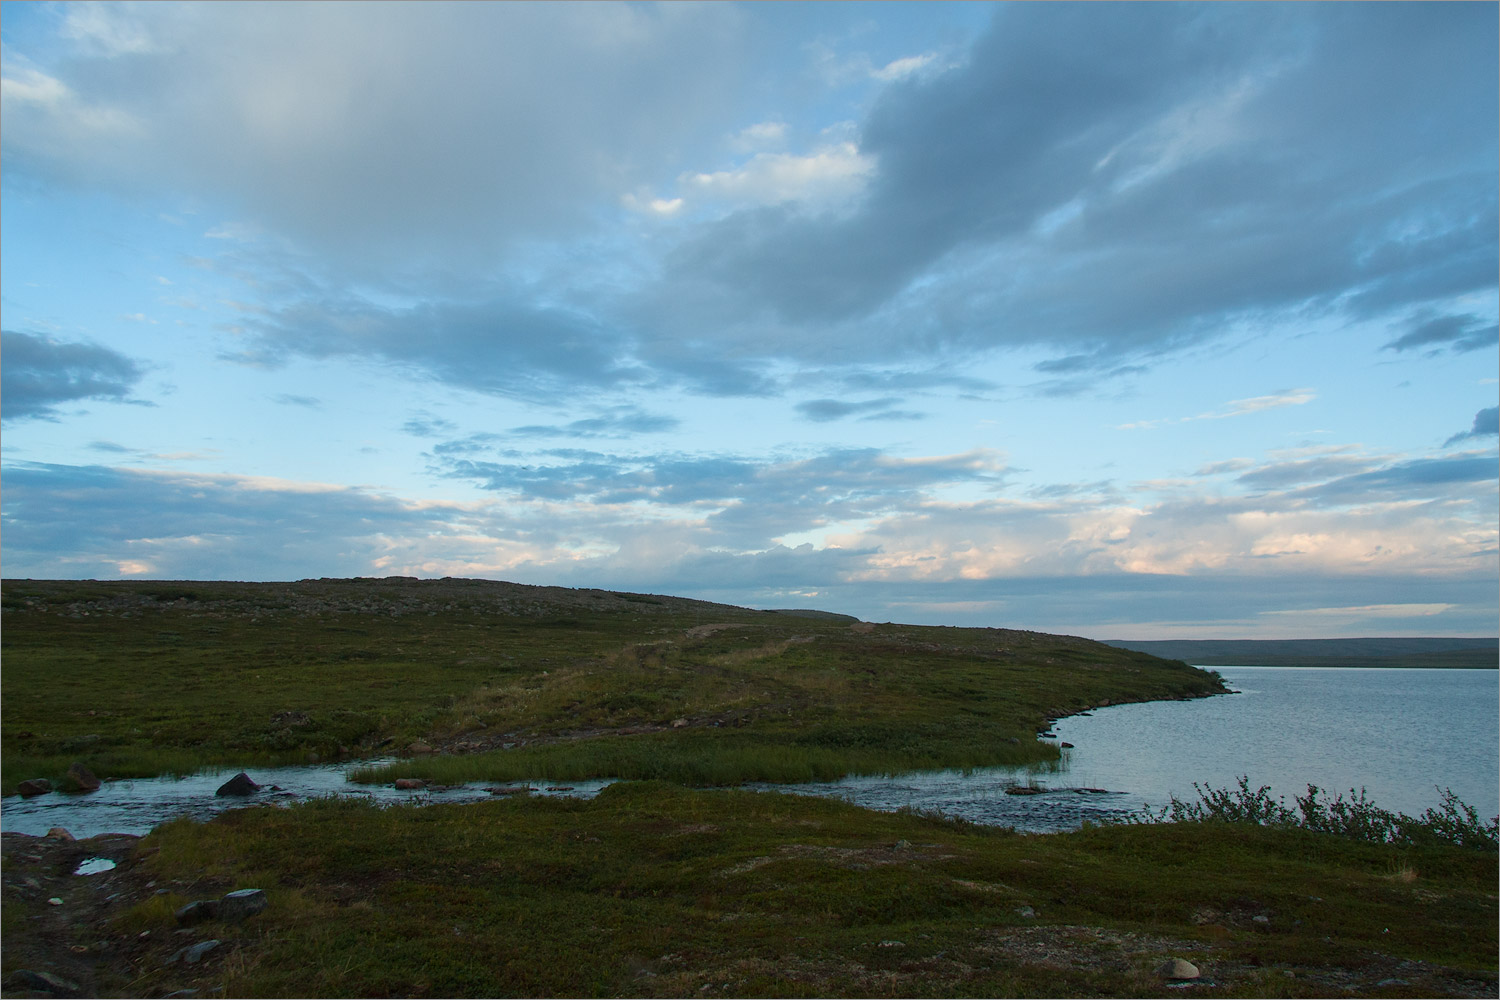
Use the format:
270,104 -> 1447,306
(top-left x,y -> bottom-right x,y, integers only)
6,783 -> 1494,997
1,577 -> 1222,793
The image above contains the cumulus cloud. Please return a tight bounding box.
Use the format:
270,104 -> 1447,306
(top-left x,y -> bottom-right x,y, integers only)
1445,407 -> 1500,447
1,330 -> 147,421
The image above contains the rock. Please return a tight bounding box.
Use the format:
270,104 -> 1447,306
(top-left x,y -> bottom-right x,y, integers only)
5,969 -> 81,996
1004,786 -> 1045,796
670,718 -> 689,728
218,888 -> 267,923
1252,914 -> 1270,924
47,897 -> 64,906
16,778 -> 53,797
45,827 -> 76,841
393,778 -> 427,790
66,763 -> 101,792
175,900 -> 220,925
876,940 -> 905,948
1156,958 -> 1200,980
1060,742 -> 1075,748
215,772 -> 260,796
407,741 -> 435,755
545,786 -> 575,792
165,939 -> 220,966
486,785 -> 533,795
1097,698 -> 1111,707
1016,905 -> 1036,918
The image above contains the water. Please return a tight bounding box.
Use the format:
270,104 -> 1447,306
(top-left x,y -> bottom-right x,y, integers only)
0,762 -> 616,839
1054,666 -> 1499,820
4,667 -> 1494,837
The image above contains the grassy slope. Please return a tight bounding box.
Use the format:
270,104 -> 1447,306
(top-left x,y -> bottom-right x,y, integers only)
0,578 -> 1223,793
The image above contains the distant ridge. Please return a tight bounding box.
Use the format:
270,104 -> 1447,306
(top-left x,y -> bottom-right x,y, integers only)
764,608 -> 861,622
1102,637 -> 1498,669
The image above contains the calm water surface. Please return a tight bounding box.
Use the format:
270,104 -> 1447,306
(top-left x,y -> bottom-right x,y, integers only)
1055,666 -> 1498,820
4,666 -> 1495,837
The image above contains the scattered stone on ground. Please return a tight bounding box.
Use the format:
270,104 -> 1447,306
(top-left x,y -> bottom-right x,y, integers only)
175,900 -> 220,925
4,968 -> 82,996
219,888 -> 267,923
1157,958 -> 1201,980
214,772 -> 260,796
165,939 -> 220,966
65,763 -> 101,793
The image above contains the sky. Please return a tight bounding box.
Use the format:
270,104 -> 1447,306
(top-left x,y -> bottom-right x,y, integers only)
2,1 -> 1497,640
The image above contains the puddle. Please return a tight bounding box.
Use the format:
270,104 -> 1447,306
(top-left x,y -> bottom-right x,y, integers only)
73,857 -> 118,876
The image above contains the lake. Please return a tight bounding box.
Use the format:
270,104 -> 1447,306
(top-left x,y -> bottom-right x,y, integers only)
4,666 -> 1495,837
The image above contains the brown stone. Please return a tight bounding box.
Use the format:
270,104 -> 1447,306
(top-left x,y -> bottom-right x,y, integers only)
394,778 -> 427,790
46,827 -> 76,841
16,778 -> 52,797
66,762 -> 101,792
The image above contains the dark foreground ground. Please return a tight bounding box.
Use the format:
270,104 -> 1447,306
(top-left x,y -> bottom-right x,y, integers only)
3,784 -> 1496,998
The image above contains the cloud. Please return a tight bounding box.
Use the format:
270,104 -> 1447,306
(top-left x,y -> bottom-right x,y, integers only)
1384,313 -> 1500,354
648,3 -> 1497,374
272,394 -> 321,409
795,397 -> 925,422
401,412 -> 459,438
679,141 -> 875,211
238,295 -> 642,402
1121,389 -> 1316,430
1445,407 -> 1500,447
509,407 -> 680,439
2,3 -> 750,270
1,330 -> 147,422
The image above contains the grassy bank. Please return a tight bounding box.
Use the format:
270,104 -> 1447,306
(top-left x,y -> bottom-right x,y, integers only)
0,578 -> 1224,794
9,782 -> 1493,998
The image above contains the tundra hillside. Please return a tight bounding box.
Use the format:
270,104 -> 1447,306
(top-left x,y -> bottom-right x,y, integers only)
2,578 -> 1495,999
1,577 -> 1224,793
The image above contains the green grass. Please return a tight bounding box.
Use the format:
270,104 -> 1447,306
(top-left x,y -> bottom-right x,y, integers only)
0,577 -> 1224,793
95,782 -> 1497,997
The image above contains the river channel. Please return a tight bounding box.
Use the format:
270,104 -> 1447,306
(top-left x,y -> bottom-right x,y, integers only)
4,666 -> 1495,838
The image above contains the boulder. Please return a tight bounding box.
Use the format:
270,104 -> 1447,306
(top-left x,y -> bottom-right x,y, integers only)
393,778 -> 426,790
219,888 -> 267,923
66,763 -> 101,792
407,741 -> 435,755
215,772 -> 260,796
46,827 -> 76,841
16,778 -> 53,797
670,718 -> 689,728
1156,958 -> 1200,980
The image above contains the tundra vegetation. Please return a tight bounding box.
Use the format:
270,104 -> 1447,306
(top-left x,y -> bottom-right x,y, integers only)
2,577 -> 1495,998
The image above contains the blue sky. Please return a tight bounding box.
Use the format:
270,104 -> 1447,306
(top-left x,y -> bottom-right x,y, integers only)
2,1 -> 1496,639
